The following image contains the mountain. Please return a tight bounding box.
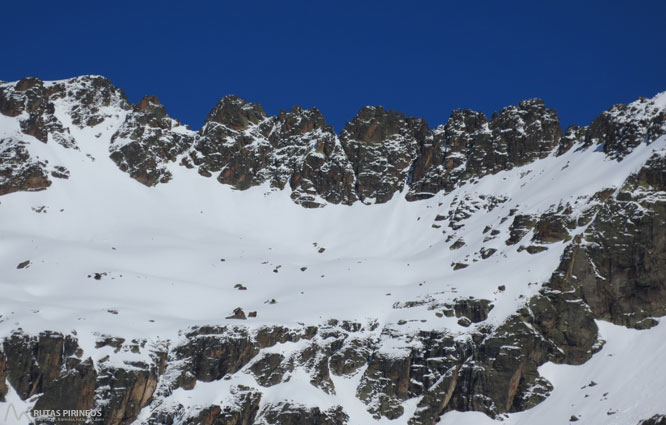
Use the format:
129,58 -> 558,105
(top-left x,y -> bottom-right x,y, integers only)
0,75 -> 665,425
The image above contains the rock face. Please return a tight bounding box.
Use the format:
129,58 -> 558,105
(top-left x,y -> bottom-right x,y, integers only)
0,350 -> 7,402
0,138 -> 52,195
0,331 -> 165,425
0,296 -> 602,425
260,404 -> 349,425
549,155 -> 666,329
96,366 -> 160,425
0,77 -> 66,195
0,77 -> 72,145
340,106 -> 429,203
0,320 -> 562,423
0,75 -> 128,195
396,286 -> 597,423
2,331 -> 76,400
110,95 -> 193,186
190,96 -> 357,207
406,99 -> 561,200
586,96 -> 666,159
505,214 -> 537,246
32,358 -> 97,423
0,315 -> 590,423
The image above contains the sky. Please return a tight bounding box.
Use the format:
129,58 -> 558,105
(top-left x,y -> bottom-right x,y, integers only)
2,0 -> 665,132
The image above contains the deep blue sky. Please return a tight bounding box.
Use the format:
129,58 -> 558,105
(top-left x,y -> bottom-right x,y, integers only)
3,1 -> 665,132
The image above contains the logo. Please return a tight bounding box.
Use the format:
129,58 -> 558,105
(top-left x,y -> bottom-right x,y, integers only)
1,404 -> 103,423
3,403 -> 30,423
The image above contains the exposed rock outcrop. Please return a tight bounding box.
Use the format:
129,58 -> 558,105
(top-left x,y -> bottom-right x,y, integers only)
0,331 -> 167,425
0,75 -> 128,195
0,138 -> 52,195
260,403 -> 348,425
406,99 -> 562,200
110,95 -> 193,186
2,331 -> 77,400
96,365 -> 159,425
340,106 -> 429,203
586,96 -> 666,159
0,350 -> 7,402
32,358 -> 97,424
549,154 -> 666,329
189,96 -> 357,207
639,414 -> 666,425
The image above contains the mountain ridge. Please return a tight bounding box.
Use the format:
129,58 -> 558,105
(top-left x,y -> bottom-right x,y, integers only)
2,75 -> 665,207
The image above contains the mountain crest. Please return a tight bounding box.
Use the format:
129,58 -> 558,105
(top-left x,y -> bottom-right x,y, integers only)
1,76 -> 666,208
205,94 -> 267,130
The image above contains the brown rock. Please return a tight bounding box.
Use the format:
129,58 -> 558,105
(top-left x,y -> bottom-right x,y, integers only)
0,351 -> 7,401
97,366 -> 159,425
32,358 -> 97,423
226,308 -> 247,320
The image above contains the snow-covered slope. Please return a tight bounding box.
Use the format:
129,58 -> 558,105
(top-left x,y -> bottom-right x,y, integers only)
0,76 -> 665,425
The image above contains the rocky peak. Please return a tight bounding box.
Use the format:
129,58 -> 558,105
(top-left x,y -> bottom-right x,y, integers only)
193,97 -> 356,206
341,106 -> 428,143
447,108 -> 489,131
0,75 -> 191,189
110,95 -> 194,187
406,100 -> 561,201
14,76 -> 42,93
0,78 -> 75,196
340,106 -> 430,203
65,75 -> 127,106
405,109 -> 489,201
132,96 -> 170,128
1,77 -> 49,121
486,97 -> 562,168
442,109 -> 490,152
204,94 -> 267,131
275,105 -> 330,139
137,95 -> 160,109
273,106 -> 356,207
58,76 -> 131,127
585,93 -> 666,159
136,95 -> 162,112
